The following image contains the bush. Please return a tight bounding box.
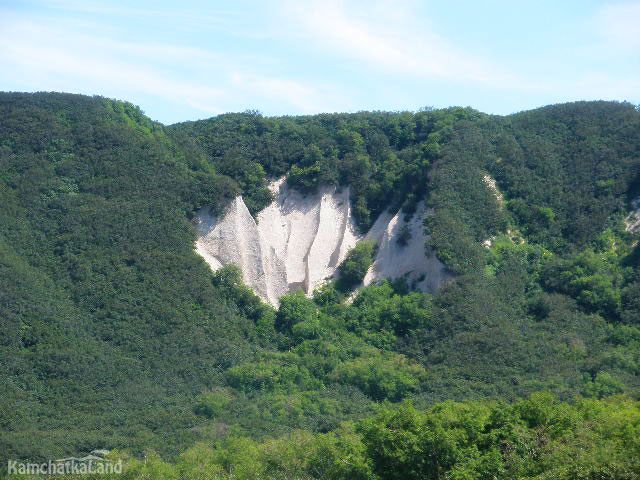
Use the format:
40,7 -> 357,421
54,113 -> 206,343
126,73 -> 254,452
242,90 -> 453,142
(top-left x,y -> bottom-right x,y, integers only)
276,290 -> 319,333
338,241 -> 376,290
194,389 -> 234,418
330,353 -> 428,401
225,355 -> 322,393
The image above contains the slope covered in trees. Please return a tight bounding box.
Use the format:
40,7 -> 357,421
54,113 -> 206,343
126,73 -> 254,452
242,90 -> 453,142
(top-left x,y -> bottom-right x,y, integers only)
1,93 -> 639,475
19,394 -> 637,480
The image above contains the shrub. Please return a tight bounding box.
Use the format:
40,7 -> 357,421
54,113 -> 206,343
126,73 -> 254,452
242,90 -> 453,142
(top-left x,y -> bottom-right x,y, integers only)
338,241 -> 376,290
194,389 -> 234,418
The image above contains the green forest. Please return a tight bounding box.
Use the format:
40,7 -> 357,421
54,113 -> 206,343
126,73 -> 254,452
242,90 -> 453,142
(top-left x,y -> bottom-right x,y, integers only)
1,92 -> 640,479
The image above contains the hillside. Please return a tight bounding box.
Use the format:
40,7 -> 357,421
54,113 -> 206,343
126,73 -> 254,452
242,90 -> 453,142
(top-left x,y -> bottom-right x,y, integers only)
1,93 -> 640,478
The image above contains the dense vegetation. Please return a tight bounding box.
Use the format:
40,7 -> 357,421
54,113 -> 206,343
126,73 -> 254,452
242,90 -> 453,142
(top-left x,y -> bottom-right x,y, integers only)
0,93 -> 250,461
337,241 -> 376,290
171,107 -> 479,228
1,93 -> 640,478
11,394 -> 638,480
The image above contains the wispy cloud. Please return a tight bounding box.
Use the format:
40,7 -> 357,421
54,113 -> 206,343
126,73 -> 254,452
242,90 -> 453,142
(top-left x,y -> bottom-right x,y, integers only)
0,9 -> 343,121
0,18 -> 226,114
282,0 -> 521,88
229,72 -> 344,113
41,0 -> 238,29
594,1 -> 640,50
0,0 -> 636,121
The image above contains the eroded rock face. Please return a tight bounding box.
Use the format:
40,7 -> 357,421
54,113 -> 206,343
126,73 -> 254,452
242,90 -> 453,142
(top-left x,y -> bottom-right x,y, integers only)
195,178 -> 450,305
483,174 -> 504,206
196,179 -> 359,305
626,197 -> 640,234
363,201 -> 452,293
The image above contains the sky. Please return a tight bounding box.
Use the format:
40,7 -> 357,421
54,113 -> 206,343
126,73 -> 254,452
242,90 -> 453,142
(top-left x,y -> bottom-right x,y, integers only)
0,0 -> 638,124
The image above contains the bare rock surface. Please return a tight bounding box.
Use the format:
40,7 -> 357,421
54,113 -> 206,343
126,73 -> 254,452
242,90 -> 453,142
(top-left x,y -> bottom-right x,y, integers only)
363,201 -> 452,292
626,197 -> 640,234
196,177 -> 450,305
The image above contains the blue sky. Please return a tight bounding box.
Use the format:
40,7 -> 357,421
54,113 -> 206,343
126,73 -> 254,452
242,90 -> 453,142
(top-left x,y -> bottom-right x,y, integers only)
1,0 -> 638,124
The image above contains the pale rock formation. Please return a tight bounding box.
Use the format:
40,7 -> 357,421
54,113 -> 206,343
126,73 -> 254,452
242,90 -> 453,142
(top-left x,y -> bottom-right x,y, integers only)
195,177 -> 450,305
483,174 -> 504,206
363,201 -> 452,293
196,179 -> 359,305
481,174 -> 505,249
626,197 -> 640,234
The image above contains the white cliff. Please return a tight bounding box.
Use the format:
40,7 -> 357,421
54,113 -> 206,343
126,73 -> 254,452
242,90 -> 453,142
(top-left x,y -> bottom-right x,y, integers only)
195,178 -> 450,305
363,201 -> 452,292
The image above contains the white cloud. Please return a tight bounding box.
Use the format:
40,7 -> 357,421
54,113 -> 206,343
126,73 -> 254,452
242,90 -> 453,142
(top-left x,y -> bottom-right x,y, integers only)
1,1 -> 636,120
0,11 -> 344,121
229,72 -> 344,113
282,0 -> 521,88
42,0 -> 237,29
0,19 -> 226,115
569,74 -> 640,103
595,1 -> 640,50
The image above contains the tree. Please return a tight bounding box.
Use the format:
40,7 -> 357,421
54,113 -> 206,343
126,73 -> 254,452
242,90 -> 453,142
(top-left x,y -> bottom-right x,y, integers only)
338,241 -> 376,291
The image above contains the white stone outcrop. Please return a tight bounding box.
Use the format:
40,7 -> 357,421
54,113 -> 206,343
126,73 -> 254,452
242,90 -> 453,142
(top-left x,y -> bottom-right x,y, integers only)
363,201 -> 452,293
195,178 -> 450,305
626,197 -> 640,234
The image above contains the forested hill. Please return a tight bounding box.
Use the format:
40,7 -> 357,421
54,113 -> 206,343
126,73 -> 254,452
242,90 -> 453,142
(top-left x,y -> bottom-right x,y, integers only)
1,92 -> 640,479
172,101 -> 640,271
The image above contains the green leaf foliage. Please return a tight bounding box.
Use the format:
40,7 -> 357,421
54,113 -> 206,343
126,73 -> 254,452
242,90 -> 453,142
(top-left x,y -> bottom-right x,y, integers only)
338,241 -> 376,290
2,93 -> 640,473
